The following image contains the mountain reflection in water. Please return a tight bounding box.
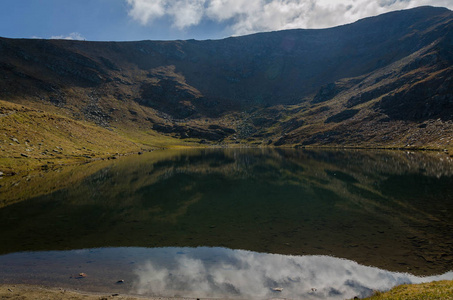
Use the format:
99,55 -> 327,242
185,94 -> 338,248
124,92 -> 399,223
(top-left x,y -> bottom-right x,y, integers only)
0,247 -> 452,300
0,148 -> 452,283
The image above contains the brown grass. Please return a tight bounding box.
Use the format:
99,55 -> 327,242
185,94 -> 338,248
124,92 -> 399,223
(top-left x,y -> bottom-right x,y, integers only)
362,280 -> 453,299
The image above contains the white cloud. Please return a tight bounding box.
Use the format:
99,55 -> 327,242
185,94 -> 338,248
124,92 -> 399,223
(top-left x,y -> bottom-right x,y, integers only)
125,0 -> 453,36
168,0 -> 207,29
126,0 -> 207,29
206,0 -> 263,21
50,32 -> 86,40
126,0 -> 167,25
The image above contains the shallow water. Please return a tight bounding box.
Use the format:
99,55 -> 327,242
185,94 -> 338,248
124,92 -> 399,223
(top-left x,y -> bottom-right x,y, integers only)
1,247 -> 452,299
0,148 -> 452,298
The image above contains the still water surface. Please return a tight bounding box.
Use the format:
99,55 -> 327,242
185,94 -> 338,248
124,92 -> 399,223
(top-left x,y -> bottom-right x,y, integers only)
0,149 -> 452,299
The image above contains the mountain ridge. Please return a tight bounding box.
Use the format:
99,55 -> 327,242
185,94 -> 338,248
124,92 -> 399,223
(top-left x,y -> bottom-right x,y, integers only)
1,6 -> 452,171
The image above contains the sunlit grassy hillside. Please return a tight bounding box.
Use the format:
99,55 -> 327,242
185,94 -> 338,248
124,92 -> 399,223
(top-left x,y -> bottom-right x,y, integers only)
0,100 -> 197,173
363,280 -> 453,299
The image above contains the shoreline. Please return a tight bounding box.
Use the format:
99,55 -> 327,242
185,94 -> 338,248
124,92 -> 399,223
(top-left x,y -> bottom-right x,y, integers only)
0,284 -> 198,300
1,144 -> 451,175
1,281 -> 453,299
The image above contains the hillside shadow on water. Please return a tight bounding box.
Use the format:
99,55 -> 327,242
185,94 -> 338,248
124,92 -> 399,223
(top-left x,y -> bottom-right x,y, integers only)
0,148 -> 452,276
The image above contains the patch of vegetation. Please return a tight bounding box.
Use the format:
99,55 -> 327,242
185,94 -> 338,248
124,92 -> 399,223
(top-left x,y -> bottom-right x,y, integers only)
361,280 -> 453,299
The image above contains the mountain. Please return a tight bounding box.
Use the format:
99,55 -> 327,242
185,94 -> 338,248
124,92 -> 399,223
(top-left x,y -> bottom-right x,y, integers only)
0,6 -> 452,169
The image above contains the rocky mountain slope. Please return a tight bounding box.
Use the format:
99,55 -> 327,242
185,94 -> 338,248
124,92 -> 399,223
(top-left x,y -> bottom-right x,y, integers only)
0,6 -> 452,159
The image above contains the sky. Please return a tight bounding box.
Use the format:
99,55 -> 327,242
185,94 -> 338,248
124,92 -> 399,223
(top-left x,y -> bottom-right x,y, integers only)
0,0 -> 452,41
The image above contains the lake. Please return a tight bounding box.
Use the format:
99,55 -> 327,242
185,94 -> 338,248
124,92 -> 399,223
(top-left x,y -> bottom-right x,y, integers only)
0,148 -> 452,299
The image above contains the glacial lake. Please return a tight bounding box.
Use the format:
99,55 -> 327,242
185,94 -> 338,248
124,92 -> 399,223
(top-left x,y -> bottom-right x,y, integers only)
0,148 -> 452,299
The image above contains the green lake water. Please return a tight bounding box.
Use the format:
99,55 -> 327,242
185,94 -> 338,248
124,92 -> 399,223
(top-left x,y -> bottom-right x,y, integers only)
0,148 -> 452,299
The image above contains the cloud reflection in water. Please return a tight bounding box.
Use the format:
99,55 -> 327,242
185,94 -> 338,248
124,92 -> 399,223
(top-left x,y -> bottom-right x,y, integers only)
133,247 -> 453,299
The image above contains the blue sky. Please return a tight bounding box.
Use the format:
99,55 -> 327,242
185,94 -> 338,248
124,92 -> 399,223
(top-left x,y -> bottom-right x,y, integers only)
1,0 -> 452,41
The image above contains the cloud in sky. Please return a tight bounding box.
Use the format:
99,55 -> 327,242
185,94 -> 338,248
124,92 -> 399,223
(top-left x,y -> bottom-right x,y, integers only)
50,32 -> 86,40
126,0 -> 453,35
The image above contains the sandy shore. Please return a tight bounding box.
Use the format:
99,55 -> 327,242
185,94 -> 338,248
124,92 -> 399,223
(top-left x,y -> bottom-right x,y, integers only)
0,284 -> 199,300
2,282 -> 453,299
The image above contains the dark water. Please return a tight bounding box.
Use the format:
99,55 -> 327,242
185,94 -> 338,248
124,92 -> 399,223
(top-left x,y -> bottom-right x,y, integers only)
0,148 -> 452,299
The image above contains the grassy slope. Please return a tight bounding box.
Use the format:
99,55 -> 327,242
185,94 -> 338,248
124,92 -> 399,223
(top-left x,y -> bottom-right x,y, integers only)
0,99 -> 195,174
363,280 -> 453,299
256,51 -> 453,152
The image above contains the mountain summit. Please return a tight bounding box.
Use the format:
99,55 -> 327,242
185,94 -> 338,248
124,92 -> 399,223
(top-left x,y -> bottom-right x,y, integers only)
1,6 -> 452,155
